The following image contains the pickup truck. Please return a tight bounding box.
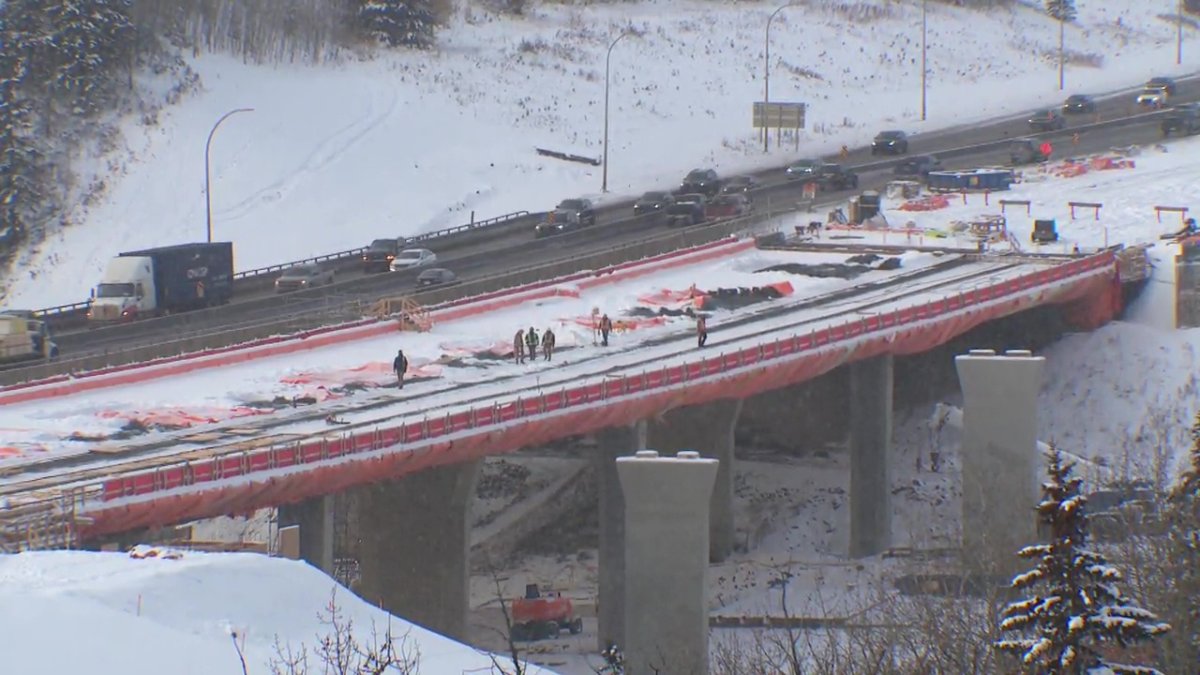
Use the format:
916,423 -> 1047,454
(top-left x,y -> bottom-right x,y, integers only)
705,194 -> 751,220
813,163 -> 859,190
362,238 -> 406,273
1162,104 -> 1200,137
666,194 -> 707,227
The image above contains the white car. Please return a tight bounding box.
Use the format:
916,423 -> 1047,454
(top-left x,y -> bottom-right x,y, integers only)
389,248 -> 437,271
1136,86 -> 1168,109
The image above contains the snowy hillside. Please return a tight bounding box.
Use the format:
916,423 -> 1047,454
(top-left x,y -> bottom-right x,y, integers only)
4,0 -> 1194,308
0,549 -> 552,675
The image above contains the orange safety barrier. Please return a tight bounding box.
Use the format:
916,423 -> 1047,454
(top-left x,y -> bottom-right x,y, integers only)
898,195 -> 952,211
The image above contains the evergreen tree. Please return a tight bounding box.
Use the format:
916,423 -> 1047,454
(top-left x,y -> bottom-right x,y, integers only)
1046,0 -> 1077,22
357,0 -> 436,49
1164,414 -> 1200,661
0,5 -> 40,241
45,0 -> 133,115
995,445 -> 1171,674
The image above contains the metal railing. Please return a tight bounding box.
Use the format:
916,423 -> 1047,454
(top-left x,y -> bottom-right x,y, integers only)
26,210 -> 533,322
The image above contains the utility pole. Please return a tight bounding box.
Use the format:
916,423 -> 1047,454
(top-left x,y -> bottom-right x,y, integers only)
1178,0 -> 1185,66
1058,14 -> 1065,91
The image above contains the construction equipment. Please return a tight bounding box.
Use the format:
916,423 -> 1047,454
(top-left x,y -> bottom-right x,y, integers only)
510,583 -> 583,641
1031,219 -> 1059,243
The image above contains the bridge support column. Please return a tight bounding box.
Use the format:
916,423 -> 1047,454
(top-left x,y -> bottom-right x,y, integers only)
619,451 -> 718,675
956,350 -> 1043,575
646,399 -> 743,562
350,461 -> 480,641
278,494 -> 334,575
596,422 -> 645,653
849,354 -> 893,558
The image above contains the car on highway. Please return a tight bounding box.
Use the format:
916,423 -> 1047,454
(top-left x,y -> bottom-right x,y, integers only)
416,268 -> 457,288
871,130 -> 909,155
1062,94 -> 1096,114
705,194 -> 752,220
1027,108 -> 1066,131
1162,103 -> 1200,136
554,198 -> 597,227
534,210 -> 585,238
666,194 -> 707,227
678,168 -> 723,197
633,191 -> 675,215
721,175 -> 759,194
1136,85 -> 1169,109
389,248 -> 437,271
784,158 -> 821,180
893,154 -> 941,178
363,238 -> 405,273
274,264 -> 335,293
812,163 -> 859,190
1146,76 -> 1177,96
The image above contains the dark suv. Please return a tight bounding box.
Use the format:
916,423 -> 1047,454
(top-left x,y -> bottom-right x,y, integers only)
1062,94 -> 1096,114
1162,104 -> 1200,137
894,154 -> 941,178
871,130 -> 909,155
554,198 -> 597,227
362,238 -> 405,273
813,163 -> 859,190
633,191 -> 675,215
1028,109 -> 1066,131
666,194 -> 707,227
679,169 -> 722,197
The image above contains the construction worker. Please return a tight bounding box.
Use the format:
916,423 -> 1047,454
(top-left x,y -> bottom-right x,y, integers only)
525,325 -> 539,362
513,329 -> 525,364
599,313 -> 613,346
542,327 -> 556,361
1071,131 -> 1080,146
1039,140 -> 1053,160
839,144 -> 849,160
696,315 -> 708,348
392,349 -> 408,388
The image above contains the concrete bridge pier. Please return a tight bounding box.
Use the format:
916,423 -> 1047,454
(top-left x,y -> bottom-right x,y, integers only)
595,421 -> 646,653
349,460 -> 481,641
956,350 -> 1043,575
849,354 -> 894,558
646,398 -> 743,562
278,494 -> 335,575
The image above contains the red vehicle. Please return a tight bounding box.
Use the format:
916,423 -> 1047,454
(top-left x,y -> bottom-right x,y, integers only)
705,194 -> 752,220
510,584 -> 583,641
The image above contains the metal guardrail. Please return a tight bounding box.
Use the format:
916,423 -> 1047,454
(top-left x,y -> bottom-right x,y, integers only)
25,210 -> 533,321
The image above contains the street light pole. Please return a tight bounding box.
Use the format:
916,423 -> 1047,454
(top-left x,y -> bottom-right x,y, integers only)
205,107 -> 254,243
764,3 -> 793,153
1178,0 -> 1184,66
602,32 -> 630,194
921,0 -> 927,121
1058,14 -> 1065,91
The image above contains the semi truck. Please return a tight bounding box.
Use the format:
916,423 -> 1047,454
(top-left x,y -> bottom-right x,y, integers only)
88,242 -> 234,323
0,314 -> 58,364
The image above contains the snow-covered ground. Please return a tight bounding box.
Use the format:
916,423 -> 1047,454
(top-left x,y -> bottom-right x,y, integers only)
0,548 -> 553,675
3,0 -> 1194,308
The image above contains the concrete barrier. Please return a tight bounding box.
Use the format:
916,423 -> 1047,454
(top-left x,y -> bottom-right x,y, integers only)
0,232 -> 759,405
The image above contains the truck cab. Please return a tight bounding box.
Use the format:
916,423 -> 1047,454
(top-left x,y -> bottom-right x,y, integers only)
0,315 -> 58,362
88,256 -> 157,322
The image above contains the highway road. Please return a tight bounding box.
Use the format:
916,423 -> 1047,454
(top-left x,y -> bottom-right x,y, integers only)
10,74 -> 1200,379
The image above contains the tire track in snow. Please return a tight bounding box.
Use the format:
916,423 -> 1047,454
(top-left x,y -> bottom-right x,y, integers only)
215,78 -> 402,223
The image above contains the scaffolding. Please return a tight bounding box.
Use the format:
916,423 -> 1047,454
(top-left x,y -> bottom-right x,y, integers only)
368,296 -> 432,332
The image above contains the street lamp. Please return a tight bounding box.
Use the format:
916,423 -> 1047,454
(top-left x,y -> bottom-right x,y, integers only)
1058,13 -> 1065,91
602,32 -> 631,194
1178,0 -> 1184,66
763,3 -> 795,153
920,0 -> 927,121
205,107 -> 254,243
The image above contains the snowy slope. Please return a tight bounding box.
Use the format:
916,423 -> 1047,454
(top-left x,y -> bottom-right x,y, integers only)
3,0 -> 1194,307
0,549 -> 554,675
